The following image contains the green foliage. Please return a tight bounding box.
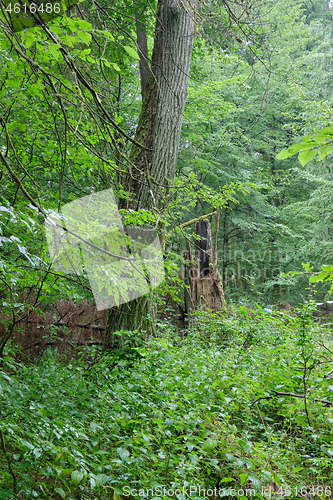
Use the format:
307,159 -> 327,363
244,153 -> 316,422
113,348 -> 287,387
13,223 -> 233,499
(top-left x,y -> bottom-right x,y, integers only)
1,0 -> 333,317
1,1 -> 333,495
175,0 -> 333,304
1,309 -> 333,498
284,263 -> 333,295
277,125 -> 333,166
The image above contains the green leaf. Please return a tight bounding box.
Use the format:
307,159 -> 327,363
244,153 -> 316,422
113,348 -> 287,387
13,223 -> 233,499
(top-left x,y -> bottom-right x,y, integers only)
219,477 -> 234,483
73,19 -> 92,30
322,265 -> 333,272
55,488 -> 66,499
71,470 -> 84,486
105,32 -> 115,41
124,46 -> 139,60
239,473 -> 248,485
203,437 -> 217,451
287,143 -> 309,155
23,34 -> 36,49
97,30 -> 115,41
111,62 -> 121,72
302,262 -> 313,272
318,146 -> 333,160
80,48 -> 91,56
298,148 -> 316,166
300,139 -> 317,147
309,273 -> 328,283
314,126 -> 333,140
248,473 -> 262,491
276,149 -> 291,160
116,447 -> 130,460
79,32 -> 92,45
48,43 -> 61,60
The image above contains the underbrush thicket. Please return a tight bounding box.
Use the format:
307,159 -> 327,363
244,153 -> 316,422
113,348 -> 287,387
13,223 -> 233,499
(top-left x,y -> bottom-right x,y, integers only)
0,306 -> 333,499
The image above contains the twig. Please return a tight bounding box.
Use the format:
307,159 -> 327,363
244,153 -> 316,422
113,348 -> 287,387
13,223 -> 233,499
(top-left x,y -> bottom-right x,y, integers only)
251,390 -> 333,407
179,211 -> 216,230
21,340 -> 103,351
0,429 -> 17,494
23,320 -> 105,331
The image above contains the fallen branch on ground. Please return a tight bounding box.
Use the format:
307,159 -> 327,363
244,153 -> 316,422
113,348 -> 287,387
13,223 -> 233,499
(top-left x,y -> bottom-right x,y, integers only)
251,390 -> 332,407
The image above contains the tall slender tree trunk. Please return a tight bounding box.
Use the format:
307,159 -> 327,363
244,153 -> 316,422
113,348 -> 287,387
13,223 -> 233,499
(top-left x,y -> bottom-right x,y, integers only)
104,0 -> 197,346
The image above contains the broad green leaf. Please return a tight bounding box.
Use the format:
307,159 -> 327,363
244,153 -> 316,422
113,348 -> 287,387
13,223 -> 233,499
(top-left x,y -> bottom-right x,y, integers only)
276,149 -> 291,159
95,473 -> 109,486
80,48 -> 91,56
97,30 -> 115,41
287,143 -> 310,155
73,19 -> 92,30
23,34 -> 36,49
203,437 -> 217,450
302,262 -> 313,272
48,43 -> 61,60
318,146 -> 333,159
314,126 -> 333,140
300,139 -> 318,147
298,149 -> 316,166
248,473 -> 262,490
116,447 -> 130,460
79,32 -> 92,45
55,488 -> 66,499
111,62 -> 121,72
322,265 -> 333,272
64,35 -> 76,47
124,46 -> 140,60
239,473 -> 248,484
309,273 -> 329,283
71,470 -> 84,486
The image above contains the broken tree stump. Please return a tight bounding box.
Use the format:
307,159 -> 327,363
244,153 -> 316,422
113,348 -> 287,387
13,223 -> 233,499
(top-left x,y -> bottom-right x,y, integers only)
184,218 -> 226,314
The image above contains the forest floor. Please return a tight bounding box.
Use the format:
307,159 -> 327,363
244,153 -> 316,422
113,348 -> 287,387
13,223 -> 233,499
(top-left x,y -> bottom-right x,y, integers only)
1,305 -> 333,499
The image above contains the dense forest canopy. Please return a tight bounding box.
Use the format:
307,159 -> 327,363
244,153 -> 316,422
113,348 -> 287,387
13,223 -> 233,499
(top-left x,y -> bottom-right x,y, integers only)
0,0 -> 332,327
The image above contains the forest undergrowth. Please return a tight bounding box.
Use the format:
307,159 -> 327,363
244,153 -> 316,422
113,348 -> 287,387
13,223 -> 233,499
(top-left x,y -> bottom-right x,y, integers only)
1,305 -> 333,500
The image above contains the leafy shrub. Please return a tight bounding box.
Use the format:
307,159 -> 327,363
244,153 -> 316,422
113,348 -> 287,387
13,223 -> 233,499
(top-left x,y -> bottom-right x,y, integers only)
1,308 -> 333,499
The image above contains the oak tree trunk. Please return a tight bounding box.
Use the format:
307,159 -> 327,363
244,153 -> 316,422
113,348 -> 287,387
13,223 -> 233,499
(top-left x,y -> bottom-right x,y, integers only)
104,0 -> 197,346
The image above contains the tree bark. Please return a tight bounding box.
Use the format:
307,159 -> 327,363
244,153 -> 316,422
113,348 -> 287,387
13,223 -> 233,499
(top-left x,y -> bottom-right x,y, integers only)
186,219 -> 226,313
104,0 -> 197,346
136,19 -> 149,100
121,0 -> 196,210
